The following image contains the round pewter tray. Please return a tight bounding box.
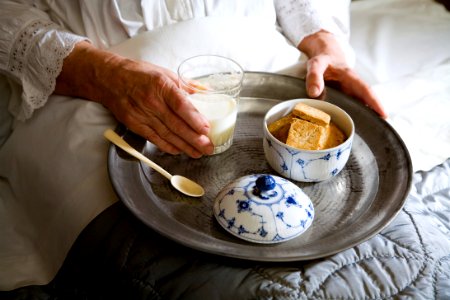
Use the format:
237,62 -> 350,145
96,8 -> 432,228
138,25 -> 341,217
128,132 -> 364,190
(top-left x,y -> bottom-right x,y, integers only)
107,72 -> 412,261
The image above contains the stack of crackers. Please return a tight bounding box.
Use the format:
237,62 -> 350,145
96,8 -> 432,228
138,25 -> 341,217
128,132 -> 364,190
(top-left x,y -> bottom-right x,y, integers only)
268,102 -> 346,150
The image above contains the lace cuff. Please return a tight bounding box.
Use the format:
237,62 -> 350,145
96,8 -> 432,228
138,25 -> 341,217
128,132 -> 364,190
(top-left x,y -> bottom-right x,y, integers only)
6,19 -> 87,121
275,0 -> 350,45
275,1 -> 320,47
274,0 -> 354,65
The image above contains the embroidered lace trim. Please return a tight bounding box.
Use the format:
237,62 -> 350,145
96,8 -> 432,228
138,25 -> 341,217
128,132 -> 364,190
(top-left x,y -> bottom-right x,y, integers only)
276,0 -> 321,44
275,0 -> 346,47
8,19 -> 86,120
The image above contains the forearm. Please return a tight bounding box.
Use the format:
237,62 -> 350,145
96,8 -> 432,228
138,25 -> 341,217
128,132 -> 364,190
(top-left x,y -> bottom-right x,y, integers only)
55,41 -> 127,104
54,40 -> 213,157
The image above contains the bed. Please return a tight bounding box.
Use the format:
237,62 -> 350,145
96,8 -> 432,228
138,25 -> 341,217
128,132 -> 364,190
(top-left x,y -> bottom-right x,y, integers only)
2,0 -> 450,298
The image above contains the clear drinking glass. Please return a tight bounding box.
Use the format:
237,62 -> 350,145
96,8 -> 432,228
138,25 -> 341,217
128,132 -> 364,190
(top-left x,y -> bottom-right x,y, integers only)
178,55 -> 244,155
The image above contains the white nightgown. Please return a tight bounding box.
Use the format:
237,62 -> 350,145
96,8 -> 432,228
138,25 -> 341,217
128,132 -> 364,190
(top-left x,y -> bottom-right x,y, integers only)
0,0 -> 351,290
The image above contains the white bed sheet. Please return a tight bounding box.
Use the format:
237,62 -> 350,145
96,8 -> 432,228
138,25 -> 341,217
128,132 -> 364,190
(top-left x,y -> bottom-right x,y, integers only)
350,0 -> 450,172
1,0 -> 449,291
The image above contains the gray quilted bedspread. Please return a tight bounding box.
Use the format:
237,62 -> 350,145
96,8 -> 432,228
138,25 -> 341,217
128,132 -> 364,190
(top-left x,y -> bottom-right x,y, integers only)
247,158 -> 450,299
149,158 -> 449,299
4,159 -> 450,299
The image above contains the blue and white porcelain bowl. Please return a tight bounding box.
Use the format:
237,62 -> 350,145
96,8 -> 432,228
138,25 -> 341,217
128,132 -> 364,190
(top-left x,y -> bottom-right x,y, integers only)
213,174 -> 314,244
263,99 -> 354,182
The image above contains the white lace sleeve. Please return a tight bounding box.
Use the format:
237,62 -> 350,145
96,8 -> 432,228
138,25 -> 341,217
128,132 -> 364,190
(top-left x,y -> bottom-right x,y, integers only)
274,0 -> 351,47
0,2 -> 87,121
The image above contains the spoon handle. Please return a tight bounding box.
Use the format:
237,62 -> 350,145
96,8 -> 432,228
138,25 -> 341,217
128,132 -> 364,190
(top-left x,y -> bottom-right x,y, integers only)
104,129 -> 172,180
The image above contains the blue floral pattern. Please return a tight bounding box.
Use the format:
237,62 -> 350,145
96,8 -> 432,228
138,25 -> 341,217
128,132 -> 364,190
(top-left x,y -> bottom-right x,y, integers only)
214,174 -> 314,244
262,99 -> 354,182
264,136 -> 353,182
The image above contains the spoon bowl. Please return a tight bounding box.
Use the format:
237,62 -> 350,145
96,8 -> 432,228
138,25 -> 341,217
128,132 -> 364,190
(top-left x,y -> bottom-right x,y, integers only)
104,129 -> 205,197
170,175 -> 205,198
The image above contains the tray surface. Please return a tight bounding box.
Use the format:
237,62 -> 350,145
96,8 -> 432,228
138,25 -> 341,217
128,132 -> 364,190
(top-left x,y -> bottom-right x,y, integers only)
107,72 -> 412,261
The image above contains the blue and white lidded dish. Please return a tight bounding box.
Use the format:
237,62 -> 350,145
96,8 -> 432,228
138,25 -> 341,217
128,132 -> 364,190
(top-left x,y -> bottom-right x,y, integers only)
213,174 -> 314,244
263,99 -> 354,182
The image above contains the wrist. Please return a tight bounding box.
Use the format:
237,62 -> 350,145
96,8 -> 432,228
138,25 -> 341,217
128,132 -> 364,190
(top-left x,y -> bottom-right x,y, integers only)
55,41 -> 128,104
297,30 -> 334,58
298,29 -> 350,69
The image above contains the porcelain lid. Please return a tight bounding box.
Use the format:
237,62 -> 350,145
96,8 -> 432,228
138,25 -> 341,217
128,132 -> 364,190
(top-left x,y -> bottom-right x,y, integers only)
213,174 -> 314,244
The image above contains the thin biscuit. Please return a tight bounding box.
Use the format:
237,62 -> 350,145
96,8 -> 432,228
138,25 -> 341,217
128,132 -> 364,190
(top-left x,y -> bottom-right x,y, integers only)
292,102 -> 330,126
323,122 -> 346,149
268,113 -> 293,133
286,119 -> 326,150
271,122 -> 291,143
268,114 -> 293,142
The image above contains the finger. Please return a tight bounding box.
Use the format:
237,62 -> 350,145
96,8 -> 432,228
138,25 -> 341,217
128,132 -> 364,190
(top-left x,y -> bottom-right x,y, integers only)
129,74 -> 214,156
178,77 -> 212,94
112,97 -> 209,158
333,68 -> 388,118
352,82 -> 387,119
162,80 -> 211,136
131,113 -> 208,158
113,105 -> 183,155
143,96 -> 214,156
156,105 -> 214,155
305,56 -> 329,98
136,125 -> 183,156
154,111 -> 214,156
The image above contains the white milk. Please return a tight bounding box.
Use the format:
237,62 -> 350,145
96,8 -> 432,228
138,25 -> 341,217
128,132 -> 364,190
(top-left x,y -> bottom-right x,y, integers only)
189,93 -> 237,150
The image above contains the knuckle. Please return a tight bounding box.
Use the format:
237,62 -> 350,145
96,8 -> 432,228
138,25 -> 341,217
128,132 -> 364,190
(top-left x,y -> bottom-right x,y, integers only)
121,113 -> 135,125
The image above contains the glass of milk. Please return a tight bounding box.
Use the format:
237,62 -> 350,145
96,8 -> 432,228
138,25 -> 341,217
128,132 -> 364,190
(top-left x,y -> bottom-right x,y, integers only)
178,55 -> 244,155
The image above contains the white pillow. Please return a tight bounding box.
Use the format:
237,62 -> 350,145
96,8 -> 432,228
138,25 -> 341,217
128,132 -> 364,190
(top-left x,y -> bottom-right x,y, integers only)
108,16 -> 302,74
350,0 -> 450,84
350,0 -> 450,172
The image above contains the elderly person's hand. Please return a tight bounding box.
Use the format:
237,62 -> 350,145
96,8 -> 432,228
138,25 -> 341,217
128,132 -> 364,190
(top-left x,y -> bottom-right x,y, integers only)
298,30 -> 387,118
55,41 -> 214,158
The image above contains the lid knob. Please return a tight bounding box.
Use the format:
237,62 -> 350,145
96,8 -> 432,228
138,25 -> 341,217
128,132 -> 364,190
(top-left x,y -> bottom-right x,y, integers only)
255,175 -> 276,192
213,174 -> 314,244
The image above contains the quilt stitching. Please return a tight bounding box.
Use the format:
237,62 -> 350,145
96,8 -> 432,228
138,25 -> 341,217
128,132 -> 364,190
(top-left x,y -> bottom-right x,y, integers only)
401,206 -> 431,260
253,267 -> 306,299
122,232 -> 166,299
309,255 -> 425,299
254,202 -> 444,299
120,231 -> 138,271
129,277 -> 162,300
254,267 -> 303,289
433,255 -> 450,299
378,231 -> 422,255
253,253 -> 424,299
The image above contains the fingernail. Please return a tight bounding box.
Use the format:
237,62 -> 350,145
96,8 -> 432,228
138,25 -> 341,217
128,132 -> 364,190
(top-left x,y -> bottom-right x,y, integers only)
198,135 -> 214,154
198,134 -> 210,144
200,124 -> 210,136
309,86 -> 320,97
190,151 -> 203,159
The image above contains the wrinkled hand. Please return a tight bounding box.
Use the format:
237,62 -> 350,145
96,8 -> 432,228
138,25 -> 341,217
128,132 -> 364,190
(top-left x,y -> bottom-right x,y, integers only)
55,41 -> 214,158
102,60 -> 214,158
298,31 -> 387,118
